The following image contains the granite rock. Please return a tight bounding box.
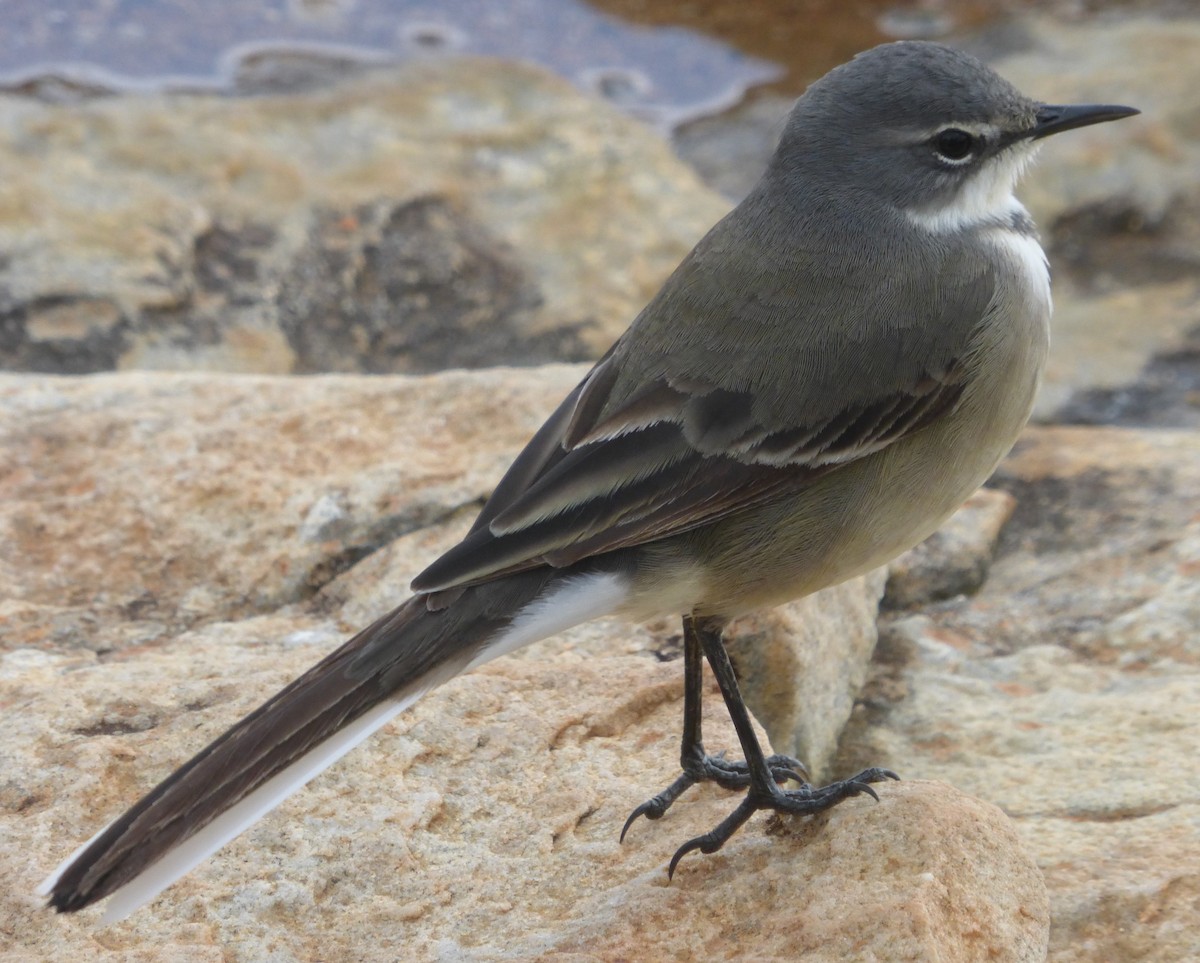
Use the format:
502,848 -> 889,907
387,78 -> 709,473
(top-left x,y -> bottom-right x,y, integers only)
0,58 -> 726,375
5,616 -> 1050,962
1,367 -> 954,961
840,425 -> 1200,962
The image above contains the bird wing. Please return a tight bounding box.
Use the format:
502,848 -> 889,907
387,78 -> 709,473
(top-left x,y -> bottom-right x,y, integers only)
413,200 -> 1001,594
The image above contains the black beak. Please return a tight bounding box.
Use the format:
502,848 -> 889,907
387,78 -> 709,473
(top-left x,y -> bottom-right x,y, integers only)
1029,103 -> 1140,140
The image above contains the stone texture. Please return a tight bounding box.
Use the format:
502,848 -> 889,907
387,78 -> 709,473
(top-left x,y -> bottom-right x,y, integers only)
2,368 -> 932,961
1055,318 -> 1200,429
0,57 -> 727,375
840,425 -> 1200,962
0,368 -> 582,647
4,615 -> 1050,961
543,780 -> 1048,963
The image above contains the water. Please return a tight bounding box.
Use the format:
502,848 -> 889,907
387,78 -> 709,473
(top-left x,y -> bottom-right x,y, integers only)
0,0 -> 783,129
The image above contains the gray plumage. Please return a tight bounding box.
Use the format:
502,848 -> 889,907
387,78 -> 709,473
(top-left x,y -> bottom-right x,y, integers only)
39,41 -> 1137,920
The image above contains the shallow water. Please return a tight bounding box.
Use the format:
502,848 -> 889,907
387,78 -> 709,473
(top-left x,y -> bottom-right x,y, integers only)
0,0 -> 782,129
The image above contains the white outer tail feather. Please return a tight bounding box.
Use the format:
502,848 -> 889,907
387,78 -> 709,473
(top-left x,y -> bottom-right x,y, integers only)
39,570 -> 631,921
101,696 -> 418,922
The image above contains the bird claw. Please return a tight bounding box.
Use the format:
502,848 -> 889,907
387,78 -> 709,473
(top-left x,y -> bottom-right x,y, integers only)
696,751 -> 810,791
765,753 -> 811,785
620,772 -> 695,842
620,749 -> 812,842
667,837 -> 702,880
663,767 -> 901,879
856,782 -> 880,802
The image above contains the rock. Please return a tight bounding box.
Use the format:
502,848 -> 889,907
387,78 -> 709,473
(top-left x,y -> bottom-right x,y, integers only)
0,58 -> 727,375
0,365 -> 886,770
1053,312 -> 1200,429
4,623 -> 1047,959
545,781 -> 1048,963
841,425 -> 1200,963
1034,280 -> 1200,420
1,366 -> 903,960
0,368 -> 588,646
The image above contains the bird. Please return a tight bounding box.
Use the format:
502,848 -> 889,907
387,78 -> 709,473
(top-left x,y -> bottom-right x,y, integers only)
38,40 -> 1137,922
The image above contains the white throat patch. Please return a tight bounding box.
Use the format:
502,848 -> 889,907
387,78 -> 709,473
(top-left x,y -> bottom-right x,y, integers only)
907,141 -> 1042,234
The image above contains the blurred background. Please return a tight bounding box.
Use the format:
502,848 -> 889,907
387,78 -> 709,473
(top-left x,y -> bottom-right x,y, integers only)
1,0 -> 1197,426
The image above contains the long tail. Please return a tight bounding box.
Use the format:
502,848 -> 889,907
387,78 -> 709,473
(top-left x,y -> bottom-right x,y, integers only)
38,566 -> 629,921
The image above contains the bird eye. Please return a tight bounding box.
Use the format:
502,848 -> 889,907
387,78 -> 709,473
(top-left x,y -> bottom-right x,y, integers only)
931,128 -> 978,163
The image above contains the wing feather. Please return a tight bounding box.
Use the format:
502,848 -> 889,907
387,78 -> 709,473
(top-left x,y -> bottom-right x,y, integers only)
412,362 -> 967,593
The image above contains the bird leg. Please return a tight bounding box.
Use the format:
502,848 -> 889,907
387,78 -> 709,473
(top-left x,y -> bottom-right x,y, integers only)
620,613 -> 810,843
621,613 -> 899,878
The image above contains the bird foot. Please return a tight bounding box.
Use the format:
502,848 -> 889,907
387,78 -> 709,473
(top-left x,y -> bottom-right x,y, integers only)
620,750 -> 809,842
665,766 -> 900,878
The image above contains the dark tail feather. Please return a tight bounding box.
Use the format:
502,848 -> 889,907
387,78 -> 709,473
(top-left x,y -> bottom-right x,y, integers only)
39,568 -> 559,920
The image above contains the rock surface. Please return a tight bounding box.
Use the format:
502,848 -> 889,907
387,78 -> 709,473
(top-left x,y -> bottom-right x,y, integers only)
6,620 -> 1049,962
2,368 -> 940,961
9,368 -> 1195,961
0,58 -> 726,375
842,425 -> 1200,962
5,16 -> 1199,432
